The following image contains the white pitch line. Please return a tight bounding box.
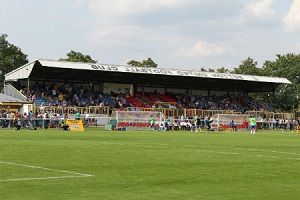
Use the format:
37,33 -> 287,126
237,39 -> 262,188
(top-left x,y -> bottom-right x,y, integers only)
192,149 -> 300,161
0,161 -> 94,177
0,161 -> 94,182
68,140 -> 300,161
170,144 -> 300,157
80,141 -> 300,161
0,175 -> 91,182
60,140 -> 300,161
2,135 -> 300,161
3,134 -> 300,157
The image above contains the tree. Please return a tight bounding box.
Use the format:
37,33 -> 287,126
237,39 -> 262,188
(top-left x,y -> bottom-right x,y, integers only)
232,57 -> 262,75
208,68 -> 215,72
262,53 -> 300,111
59,50 -> 97,63
127,58 -> 158,68
199,67 -> 215,72
200,67 -> 207,72
216,67 -> 230,73
0,34 -> 28,90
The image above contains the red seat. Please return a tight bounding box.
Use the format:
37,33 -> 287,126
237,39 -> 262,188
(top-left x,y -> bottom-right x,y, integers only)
124,122 -> 130,127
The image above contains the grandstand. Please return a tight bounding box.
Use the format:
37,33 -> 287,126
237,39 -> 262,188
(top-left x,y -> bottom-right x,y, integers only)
1,59 -> 292,129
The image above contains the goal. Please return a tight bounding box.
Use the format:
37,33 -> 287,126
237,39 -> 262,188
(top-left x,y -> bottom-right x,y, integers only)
211,114 -> 250,131
112,111 -> 163,131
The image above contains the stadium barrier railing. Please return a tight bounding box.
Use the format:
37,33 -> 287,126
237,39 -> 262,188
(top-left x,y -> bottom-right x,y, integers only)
27,105 -> 297,129
32,105 -> 296,120
34,105 -> 111,116
186,109 -> 242,118
0,115 -> 111,130
244,111 -> 295,120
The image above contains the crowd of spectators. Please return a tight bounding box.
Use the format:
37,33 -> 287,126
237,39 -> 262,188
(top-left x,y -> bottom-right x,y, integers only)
13,81 -> 272,113
171,93 -> 273,113
0,109 -> 67,130
2,108 -> 296,131
14,81 -> 128,109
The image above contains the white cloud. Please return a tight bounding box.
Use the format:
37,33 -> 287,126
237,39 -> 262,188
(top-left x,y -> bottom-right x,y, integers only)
246,0 -> 276,18
283,0 -> 300,32
176,40 -> 234,58
88,0 -> 194,17
239,0 -> 277,24
48,0 -> 83,6
88,25 -> 146,45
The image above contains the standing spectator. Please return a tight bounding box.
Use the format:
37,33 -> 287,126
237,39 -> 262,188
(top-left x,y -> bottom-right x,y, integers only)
206,115 -> 213,134
1,111 -> 8,128
44,113 -> 49,129
16,118 -> 21,130
229,120 -> 236,131
196,116 -> 202,132
75,111 -> 81,120
149,115 -> 155,130
250,116 -> 256,135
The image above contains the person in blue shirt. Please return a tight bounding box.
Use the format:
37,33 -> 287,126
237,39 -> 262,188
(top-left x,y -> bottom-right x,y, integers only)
229,120 -> 236,131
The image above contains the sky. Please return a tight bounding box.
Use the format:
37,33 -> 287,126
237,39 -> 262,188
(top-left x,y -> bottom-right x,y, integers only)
1,0 -> 300,71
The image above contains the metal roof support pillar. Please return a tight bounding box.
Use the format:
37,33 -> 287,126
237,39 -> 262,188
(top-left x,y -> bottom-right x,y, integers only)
272,84 -> 275,112
27,77 -> 30,96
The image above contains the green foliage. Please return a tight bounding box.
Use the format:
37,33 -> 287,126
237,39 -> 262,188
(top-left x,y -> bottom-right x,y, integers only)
0,34 -> 28,90
206,54 -> 300,112
262,53 -> 300,79
262,53 -> 300,111
127,57 -> 158,68
232,57 -> 262,75
216,67 -> 230,73
59,50 -> 97,63
199,67 -> 215,72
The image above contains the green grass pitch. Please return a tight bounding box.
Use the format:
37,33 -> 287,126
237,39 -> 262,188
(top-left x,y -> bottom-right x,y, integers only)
1,128 -> 300,200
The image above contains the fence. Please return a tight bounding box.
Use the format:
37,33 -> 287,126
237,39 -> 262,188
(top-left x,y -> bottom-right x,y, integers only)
186,109 -> 241,118
244,111 -> 295,120
0,115 -> 110,130
29,105 -> 297,122
34,105 -> 111,116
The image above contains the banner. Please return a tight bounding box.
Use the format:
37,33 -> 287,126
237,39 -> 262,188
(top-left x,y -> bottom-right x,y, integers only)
66,120 -> 84,131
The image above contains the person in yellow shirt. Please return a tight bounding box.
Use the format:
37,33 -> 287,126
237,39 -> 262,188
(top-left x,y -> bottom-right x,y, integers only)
58,92 -> 64,103
10,112 -> 15,119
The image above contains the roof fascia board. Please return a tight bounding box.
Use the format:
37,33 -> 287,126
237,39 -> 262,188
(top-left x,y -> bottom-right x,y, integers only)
38,59 -> 291,85
4,59 -> 38,81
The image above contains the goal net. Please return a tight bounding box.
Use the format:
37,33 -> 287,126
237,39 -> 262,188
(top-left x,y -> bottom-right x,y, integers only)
112,111 -> 163,130
211,114 -> 250,131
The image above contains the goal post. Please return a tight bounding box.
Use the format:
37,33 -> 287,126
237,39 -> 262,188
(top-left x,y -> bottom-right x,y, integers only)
211,114 -> 250,131
112,111 -> 163,130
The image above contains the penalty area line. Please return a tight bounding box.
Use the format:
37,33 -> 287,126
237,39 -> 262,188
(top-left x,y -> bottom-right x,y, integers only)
0,161 -> 94,182
0,175 -> 92,182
